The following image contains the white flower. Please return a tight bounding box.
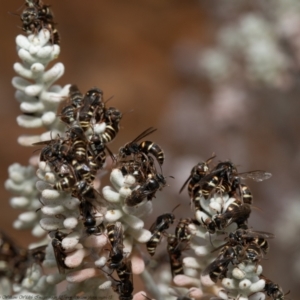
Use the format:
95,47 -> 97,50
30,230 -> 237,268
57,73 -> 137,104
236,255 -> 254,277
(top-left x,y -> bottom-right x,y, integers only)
12,29 -> 70,146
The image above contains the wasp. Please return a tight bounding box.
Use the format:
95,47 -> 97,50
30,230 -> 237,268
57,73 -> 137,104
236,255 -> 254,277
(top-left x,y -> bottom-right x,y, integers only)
119,127 -> 164,166
100,107 -> 122,144
146,207 -> 178,256
0,231 -> 25,281
49,230 -> 72,274
139,139 -> 164,166
192,173 -> 231,200
124,188 -> 148,207
210,228 -> 274,264
67,125 -> 109,172
202,200 -> 251,234
52,163 -> 95,200
78,88 -> 104,131
230,182 -> 253,205
79,200 -> 104,235
67,125 -> 88,162
260,275 -> 287,300
21,0 -> 59,44
34,136 -> 71,174
0,230 -> 21,262
53,167 -> 76,192
175,218 -> 194,243
12,244 -> 47,283
49,157 -> 95,202
167,235 -> 185,277
106,223 -> 124,270
193,160 -> 271,202
119,159 -> 147,183
60,85 -> 84,125
71,160 -> 93,183
179,154 -> 216,196
125,173 -> 167,206
209,161 -> 272,197
202,256 -> 234,283
215,241 -> 262,265
119,156 -> 157,184
143,173 -> 167,200
113,260 -> 134,300
242,243 -> 265,263
72,179 -> 97,202
116,259 -> 132,282
227,228 -> 274,255
88,133 -> 110,170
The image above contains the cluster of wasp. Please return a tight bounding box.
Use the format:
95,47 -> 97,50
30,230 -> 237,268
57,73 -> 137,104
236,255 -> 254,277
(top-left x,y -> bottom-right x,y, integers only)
7,78 -> 287,299
179,156 -> 287,299
20,0 -> 59,45
33,83 -> 171,299
136,155 -> 288,299
0,230 -> 45,285
9,1 -> 288,298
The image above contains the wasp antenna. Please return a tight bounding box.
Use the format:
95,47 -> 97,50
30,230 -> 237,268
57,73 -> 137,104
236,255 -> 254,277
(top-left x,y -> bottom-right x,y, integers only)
104,95 -> 114,104
171,203 -> 181,213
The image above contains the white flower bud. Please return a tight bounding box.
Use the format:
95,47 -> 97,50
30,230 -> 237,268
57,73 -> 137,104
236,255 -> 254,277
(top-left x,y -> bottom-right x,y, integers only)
44,172 -> 56,183
16,34 -> 31,49
105,209 -> 123,222
62,197 -> 80,210
40,217 -> 64,231
19,211 -> 37,223
209,201 -> 222,213
95,256 -> 107,268
13,219 -> 25,230
41,205 -> 65,216
122,214 -> 144,230
20,101 -> 45,114
110,168 -> 125,190
249,279 -> 265,293
66,268 -> 102,283
123,236 -> 133,254
42,189 -> 61,200
127,228 -> 151,243
18,48 -> 36,64
63,217 -> 79,230
10,197 -> 30,208
239,279 -> 252,289
37,45 -> 56,59
31,224 -> 46,237
232,267 -> 245,279
93,123 -> 106,134
17,115 -> 43,128
31,62 -> 45,74
41,112 -> 56,126
123,175 -> 136,187
25,84 -> 43,96
61,233 -> 81,250
195,210 -> 209,224
102,186 -> 121,203
222,278 -> 237,289
65,249 -> 88,268
43,63 -> 65,84
18,135 -> 41,146
183,257 -> 202,269
98,280 -> 112,290
249,292 -> 266,300
14,62 -> 32,79
173,274 -> 199,287
119,186 -> 132,198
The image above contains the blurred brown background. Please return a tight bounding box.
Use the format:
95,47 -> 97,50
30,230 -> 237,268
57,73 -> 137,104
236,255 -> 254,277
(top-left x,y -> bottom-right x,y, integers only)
1,0 -> 299,297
